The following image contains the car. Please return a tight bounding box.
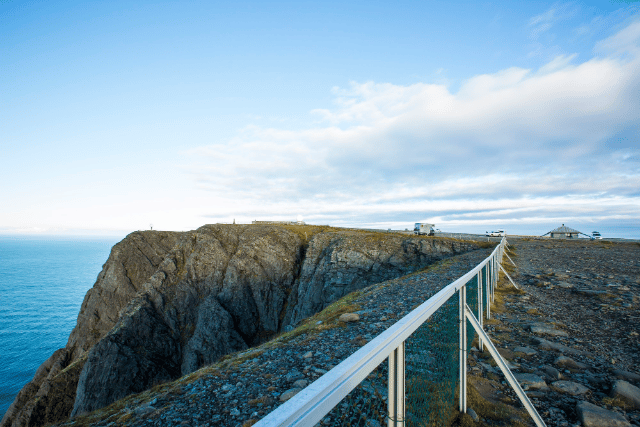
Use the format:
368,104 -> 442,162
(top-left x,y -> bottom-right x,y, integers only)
592,231 -> 602,240
414,223 -> 435,236
485,230 -> 505,237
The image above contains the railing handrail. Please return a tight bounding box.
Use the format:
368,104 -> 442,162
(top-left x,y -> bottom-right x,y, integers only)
256,239 -> 507,427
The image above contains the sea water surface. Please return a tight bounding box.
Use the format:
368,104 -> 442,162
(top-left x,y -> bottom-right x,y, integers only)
0,236 -> 120,418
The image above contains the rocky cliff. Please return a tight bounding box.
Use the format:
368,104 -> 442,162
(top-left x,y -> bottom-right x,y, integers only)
1,224 -> 484,427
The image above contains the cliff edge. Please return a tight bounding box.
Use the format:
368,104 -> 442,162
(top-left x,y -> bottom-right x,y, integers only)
2,224 -> 484,427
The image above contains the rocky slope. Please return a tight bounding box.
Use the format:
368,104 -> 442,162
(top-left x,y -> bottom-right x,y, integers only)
47,236 -> 640,427
1,224 -> 483,427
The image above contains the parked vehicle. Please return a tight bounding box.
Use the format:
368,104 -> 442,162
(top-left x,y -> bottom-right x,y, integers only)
414,223 -> 435,236
485,230 -> 505,237
592,231 -> 602,239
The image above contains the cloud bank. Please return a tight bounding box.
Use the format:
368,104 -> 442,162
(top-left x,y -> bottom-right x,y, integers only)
187,21 -> 640,234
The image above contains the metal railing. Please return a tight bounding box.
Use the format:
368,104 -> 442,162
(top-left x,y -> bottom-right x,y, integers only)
256,238 -> 546,427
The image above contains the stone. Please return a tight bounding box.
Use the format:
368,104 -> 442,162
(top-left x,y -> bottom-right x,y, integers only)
552,381 -> 590,395
556,281 -> 574,288
554,355 -> 587,370
285,369 -> 304,382
293,379 -> 309,389
479,362 -> 497,373
302,351 -> 313,359
339,313 -> 360,322
612,369 -> 640,383
279,388 -> 302,402
513,346 -> 537,355
532,337 -> 583,356
576,401 -> 631,427
611,380 -> 640,409
514,373 -> 547,390
527,322 -> 569,337
466,407 -> 479,422
539,365 -> 562,381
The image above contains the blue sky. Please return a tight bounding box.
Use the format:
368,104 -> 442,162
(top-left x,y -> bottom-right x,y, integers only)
2,0 -> 639,239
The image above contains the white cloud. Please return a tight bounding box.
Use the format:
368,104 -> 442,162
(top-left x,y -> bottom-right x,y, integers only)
595,20 -> 640,57
186,21 -> 640,233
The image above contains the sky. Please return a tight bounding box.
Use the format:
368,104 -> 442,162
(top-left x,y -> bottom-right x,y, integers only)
2,0 -> 639,239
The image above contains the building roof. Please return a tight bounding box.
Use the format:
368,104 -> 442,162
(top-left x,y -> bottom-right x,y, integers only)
549,224 -> 581,234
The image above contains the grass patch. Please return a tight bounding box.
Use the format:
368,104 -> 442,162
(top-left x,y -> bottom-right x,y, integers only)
449,381 -> 532,427
601,396 -> 635,410
490,279 -> 526,314
464,382 -> 531,427
403,258 -> 457,279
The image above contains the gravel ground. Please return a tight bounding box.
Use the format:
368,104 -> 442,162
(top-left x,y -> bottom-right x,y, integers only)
467,238 -> 640,427
58,238 -> 640,427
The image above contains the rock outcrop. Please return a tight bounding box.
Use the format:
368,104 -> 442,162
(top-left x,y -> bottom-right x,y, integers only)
283,232 -> 478,326
2,225 -> 484,426
2,231 -> 180,427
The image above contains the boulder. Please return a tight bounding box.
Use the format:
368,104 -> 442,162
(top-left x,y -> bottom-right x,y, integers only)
339,313 -> 360,322
280,388 -> 303,402
552,380 -> 590,395
576,401 -> 631,427
527,322 -> 568,337
539,365 -> 561,381
611,380 -> 640,409
612,369 -> 640,383
513,346 -> 537,356
554,355 -> 587,370
514,373 -> 547,390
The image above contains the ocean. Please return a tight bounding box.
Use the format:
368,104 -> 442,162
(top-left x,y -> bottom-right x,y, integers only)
0,236 -> 120,418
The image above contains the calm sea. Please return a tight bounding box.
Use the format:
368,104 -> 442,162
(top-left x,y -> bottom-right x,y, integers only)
0,236 -> 120,418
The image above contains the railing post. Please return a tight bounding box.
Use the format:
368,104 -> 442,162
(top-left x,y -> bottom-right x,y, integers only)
492,257 -> 497,302
388,342 -> 405,427
459,285 -> 467,413
477,271 -> 483,351
485,263 -> 490,319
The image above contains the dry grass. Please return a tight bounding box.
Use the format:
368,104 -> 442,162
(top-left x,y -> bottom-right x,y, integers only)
601,395 -> 636,410
449,382 -> 532,427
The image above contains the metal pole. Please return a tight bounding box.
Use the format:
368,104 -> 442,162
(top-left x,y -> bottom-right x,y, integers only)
499,264 -> 519,289
388,343 -> 405,427
493,258 -> 500,301
477,271 -> 483,351
492,257 -> 497,301
459,285 -> 467,413
485,264 -> 490,320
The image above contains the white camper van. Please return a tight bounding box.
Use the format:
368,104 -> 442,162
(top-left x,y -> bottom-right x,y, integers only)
414,223 -> 435,236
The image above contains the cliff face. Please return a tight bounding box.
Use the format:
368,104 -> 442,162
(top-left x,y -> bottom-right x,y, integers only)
1,231 -> 181,427
283,232 -> 476,326
2,225 -> 483,427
